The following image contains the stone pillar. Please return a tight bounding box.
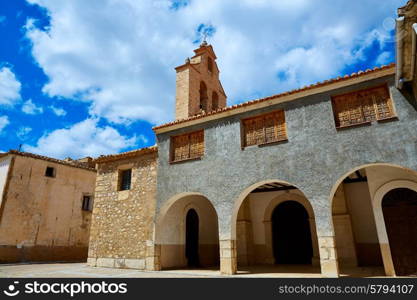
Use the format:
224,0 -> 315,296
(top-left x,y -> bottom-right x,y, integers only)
236,200 -> 254,266
220,240 -> 237,275
263,220 -> 275,264
145,240 -> 161,271
318,236 -> 339,277
309,218 -> 320,267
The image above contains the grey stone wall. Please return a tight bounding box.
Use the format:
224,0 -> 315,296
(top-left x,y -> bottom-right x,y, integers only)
156,75 -> 417,239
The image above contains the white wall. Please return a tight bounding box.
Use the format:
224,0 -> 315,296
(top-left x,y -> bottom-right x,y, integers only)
0,155 -> 11,207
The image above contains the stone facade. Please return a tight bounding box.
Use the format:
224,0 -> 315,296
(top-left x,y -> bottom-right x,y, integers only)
0,151 -> 96,263
87,149 -> 157,270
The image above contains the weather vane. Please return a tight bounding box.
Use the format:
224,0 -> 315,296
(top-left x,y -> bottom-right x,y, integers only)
201,31 -> 208,46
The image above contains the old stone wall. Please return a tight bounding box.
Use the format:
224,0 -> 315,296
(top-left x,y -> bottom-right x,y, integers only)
87,152 -> 157,270
0,155 -> 96,263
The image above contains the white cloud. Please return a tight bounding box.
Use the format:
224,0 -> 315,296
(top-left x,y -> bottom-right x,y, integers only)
25,0 -> 405,124
0,67 -> 21,106
0,116 -> 9,133
21,99 -> 44,115
49,105 -> 67,116
16,127 -> 33,140
376,51 -> 392,65
23,118 -> 137,159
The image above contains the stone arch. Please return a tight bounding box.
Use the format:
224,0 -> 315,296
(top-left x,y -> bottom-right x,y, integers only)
231,179 -> 304,239
373,180 -> 417,276
328,163 -> 415,207
262,192 -> 320,266
328,163 -> 417,276
155,192 -> 220,269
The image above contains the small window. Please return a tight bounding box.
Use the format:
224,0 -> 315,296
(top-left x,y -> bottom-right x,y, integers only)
171,130 -> 204,163
45,166 -> 55,177
242,110 -> 287,147
332,85 -> 396,129
82,195 -> 93,211
119,169 -> 132,191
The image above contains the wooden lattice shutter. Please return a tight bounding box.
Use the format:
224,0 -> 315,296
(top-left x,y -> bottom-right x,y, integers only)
373,87 -> 394,120
171,130 -> 205,162
332,85 -> 395,128
243,110 -> 287,147
190,130 -> 204,158
173,134 -> 190,161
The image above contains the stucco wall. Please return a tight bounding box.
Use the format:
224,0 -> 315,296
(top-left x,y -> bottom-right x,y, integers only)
87,152 -> 157,270
0,155 -> 96,263
156,74 -> 417,243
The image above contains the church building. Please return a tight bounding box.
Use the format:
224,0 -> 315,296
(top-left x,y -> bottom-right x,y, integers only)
86,1 -> 417,277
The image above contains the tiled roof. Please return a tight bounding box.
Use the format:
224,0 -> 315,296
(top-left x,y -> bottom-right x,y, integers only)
94,145 -> 157,163
6,150 -> 96,171
153,63 -> 395,131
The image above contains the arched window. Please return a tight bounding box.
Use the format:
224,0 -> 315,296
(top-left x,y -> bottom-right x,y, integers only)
199,81 -> 208,112
212,91 -> 219,111
207,57 -> 213,73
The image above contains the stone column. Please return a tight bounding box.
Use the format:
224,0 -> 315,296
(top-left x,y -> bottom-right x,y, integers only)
318,236 -> 339,277
309,218 -> 320,267
145,240 -> 161,271
220,240 -> 237,275
263,220 -> 275,264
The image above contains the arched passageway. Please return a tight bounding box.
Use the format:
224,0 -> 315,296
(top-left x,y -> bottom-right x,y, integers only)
330,164 -> 417,277
382,188 -> 417,276
155,194 -> 219,270
233,181 -> 320,275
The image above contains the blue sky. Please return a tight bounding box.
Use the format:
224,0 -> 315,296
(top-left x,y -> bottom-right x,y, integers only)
0,0 -> 406,159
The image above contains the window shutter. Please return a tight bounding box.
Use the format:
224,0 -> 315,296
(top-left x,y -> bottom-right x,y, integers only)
332,85 -> 395,128
190,131 -> 204,158
243,110 -> 287,147
171,130 -> 205,162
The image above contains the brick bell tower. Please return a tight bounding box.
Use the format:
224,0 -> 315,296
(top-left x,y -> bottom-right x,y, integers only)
174,42 -> 227,120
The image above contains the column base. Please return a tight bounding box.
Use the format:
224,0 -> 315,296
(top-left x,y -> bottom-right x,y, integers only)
318,236 -> 340,278
220,240 -> 237,275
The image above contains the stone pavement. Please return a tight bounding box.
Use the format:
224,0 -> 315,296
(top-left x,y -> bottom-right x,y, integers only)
0,263 -> 387,278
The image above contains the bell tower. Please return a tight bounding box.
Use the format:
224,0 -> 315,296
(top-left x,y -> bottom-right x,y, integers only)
174,42 -> 227,120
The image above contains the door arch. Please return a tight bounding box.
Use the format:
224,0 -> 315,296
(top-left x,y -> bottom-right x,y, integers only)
382,188 -> 417,276
272,201 -> 313,264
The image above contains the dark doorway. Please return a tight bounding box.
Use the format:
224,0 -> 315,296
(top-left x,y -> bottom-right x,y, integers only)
382,188 -> 417,276
272,201 -> 313,264
185,209 -> 199,267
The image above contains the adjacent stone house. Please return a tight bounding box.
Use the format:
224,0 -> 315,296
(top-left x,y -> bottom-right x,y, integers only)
87,1 -> 417,277
87,147 -> 158,270
0,150 -> 96,263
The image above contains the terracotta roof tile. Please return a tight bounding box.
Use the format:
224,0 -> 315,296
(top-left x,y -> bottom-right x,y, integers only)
7,150 -> 96,171
94,145 -> 157,163
153,63 -> 395,131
